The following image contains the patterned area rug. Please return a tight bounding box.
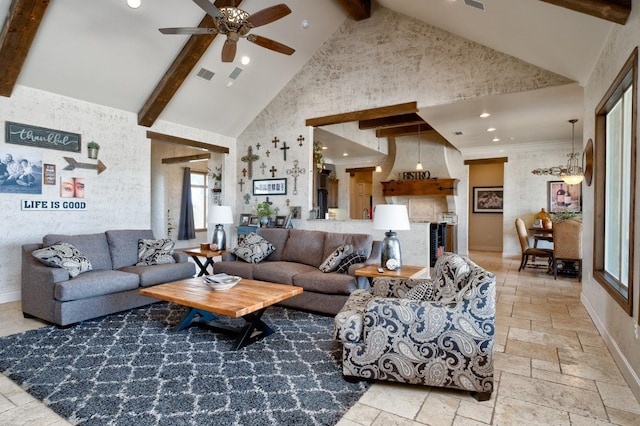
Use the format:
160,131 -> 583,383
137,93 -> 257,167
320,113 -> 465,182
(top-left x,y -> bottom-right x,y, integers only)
0,303 -> 370,425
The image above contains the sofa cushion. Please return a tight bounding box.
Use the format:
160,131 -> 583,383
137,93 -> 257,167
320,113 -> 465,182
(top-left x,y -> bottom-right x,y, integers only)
106,229 -> 155,269
213,261 -> 255,279
232,232 -> 275,263
120,262 -> 195,287
253,261 -> 317,285
336,253 -> 368,274
54,270 -> 139,302
319,244 -> 353,272
293,270 -> 358,295
256,228 -> 289,261
32,242 -> 93,278
281,229 -> 326,267
44,233 -> 113,271
136,238 -> 176,266
323,232 -> 373,260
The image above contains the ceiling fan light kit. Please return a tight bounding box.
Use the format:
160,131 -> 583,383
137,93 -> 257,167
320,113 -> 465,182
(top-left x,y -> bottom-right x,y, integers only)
160,1 -> 295,63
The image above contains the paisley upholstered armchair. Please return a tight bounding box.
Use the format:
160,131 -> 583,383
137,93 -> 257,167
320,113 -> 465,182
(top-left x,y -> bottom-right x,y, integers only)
334,252 -> 496,401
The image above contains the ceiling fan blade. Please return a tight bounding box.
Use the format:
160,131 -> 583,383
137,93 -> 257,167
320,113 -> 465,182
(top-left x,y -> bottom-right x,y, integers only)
248,35 -> 295,55
159,27 -> 218,35
193,0 -> 223,19
221,40 -> 237,62
247,4 -> 292,28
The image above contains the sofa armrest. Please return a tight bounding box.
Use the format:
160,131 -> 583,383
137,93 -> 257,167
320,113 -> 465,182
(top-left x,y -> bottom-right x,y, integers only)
21,244 -> 70,321
371,277 -> 433,298
172,251 -> 189,263
221,251 -> 238,261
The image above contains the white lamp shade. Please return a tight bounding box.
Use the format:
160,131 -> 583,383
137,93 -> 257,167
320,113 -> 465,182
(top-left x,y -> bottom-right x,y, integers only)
208,205 -> 234,224
373,204 -> 410,231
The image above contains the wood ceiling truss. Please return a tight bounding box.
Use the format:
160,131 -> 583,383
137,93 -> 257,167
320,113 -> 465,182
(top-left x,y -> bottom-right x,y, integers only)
539,0 -> 631,24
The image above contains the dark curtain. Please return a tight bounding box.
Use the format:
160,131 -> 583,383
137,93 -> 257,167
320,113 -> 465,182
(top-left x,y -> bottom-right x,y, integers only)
178,167 -> 195,240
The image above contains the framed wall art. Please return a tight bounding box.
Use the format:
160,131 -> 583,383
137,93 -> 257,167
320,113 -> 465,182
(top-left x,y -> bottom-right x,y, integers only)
548,181 -> 582,213
253,178 -> 287,196
6,122 -> 81,153
472,186 -> 503,213
239,214 -> 251,226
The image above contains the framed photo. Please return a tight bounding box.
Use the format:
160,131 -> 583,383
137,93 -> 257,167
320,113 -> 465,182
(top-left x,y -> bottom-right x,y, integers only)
548,181 -> 582,213
253,178 -> 287,196
275,215 -> 287,228
290,206 -> 301,219
472,186 -> 503,213
239,214 -> 251,226
249,215 -> 259,226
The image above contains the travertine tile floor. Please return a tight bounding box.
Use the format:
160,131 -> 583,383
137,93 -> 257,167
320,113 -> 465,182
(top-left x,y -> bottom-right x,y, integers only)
1,251 -> 640,425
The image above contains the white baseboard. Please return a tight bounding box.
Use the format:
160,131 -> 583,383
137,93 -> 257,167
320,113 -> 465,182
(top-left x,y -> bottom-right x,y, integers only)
581,293 -> 640,401
0,291 -> 21,305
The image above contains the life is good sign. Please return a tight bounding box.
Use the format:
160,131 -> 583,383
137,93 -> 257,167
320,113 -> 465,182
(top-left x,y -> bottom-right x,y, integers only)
22,200 -> 87,211
6,122 -> 81,152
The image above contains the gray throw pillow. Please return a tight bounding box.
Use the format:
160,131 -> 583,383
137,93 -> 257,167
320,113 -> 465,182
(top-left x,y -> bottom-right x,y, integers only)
319,245 -> 353,272
136,238 -> 176,266
336,253 -> 368,274
232,232 -> 275,263
32,242 -> 93,278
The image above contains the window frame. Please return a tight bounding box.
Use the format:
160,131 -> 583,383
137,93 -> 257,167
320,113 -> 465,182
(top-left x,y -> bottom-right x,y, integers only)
190,170 -> 209,232
593,47 -> 637,315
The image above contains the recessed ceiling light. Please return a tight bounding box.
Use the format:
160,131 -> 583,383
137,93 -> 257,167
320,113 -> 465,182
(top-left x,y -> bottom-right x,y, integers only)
492,137 -> 500,142
342,152 -> 348,157
487,127 -> 496,132
241,56 -> 250,65
127,0 -> 141,9
321,146 -> 328,150
479,113 -> 490,118
301,19 -> 309,29
226,81 -> 234,87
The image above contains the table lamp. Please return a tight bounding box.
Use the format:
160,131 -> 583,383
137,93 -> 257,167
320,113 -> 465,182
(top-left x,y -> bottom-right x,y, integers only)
208,206 -> 234,250
373,204 -> 411,270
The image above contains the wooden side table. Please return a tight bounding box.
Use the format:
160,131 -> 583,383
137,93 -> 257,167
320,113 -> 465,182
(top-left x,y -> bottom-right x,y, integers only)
182,248 -> 225,276
355,264 -> 428,286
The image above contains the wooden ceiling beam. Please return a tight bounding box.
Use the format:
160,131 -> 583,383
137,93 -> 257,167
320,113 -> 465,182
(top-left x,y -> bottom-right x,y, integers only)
335,0 -> 371,21
359,113 -> 425,130
306,102 -> 417,127
147,130 -> 230,154
539,0 -> 630,25
0,0 -> 50,97
137,0 -> 243,128
162,153 -> 211,164
376,123 -> 433,138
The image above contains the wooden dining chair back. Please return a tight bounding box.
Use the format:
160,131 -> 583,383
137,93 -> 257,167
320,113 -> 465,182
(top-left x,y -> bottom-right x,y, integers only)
552,219 -> 583,281
515,218 -> 554,271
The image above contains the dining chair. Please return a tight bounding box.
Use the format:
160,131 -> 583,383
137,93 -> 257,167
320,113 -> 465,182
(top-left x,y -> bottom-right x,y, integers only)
515,218 -> 554,271
552,219 -> 583,281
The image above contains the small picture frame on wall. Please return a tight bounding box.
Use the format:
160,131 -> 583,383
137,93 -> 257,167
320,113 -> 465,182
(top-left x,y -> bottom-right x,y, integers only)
472,186 -> 504,213
253,178 -> 287,196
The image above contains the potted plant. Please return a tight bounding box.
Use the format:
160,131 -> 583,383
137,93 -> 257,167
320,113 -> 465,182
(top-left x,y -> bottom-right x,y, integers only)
256,202 -> 273,227
87,141 -> 100,159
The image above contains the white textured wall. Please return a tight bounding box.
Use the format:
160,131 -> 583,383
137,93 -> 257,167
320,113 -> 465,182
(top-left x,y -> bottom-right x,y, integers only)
0,85 -> 233,302
581,0 -> 640,399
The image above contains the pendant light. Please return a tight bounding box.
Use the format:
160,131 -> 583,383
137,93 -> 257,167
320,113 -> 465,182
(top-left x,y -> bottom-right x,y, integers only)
531,118 -> 584,184
416,125 -> 423,170
375,131 -> 382,173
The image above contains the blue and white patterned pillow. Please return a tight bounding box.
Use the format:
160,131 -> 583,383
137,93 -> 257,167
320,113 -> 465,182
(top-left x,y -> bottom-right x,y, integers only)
319,244 -> 353,272
32,242 -> 93,278
405,280 -> 435,301
232,232 -> 275,263
136,239 -> 176,266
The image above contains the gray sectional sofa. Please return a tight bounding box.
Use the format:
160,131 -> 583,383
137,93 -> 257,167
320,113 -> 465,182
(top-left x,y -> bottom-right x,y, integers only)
21,229 -> 195,326
213,228 -> 382,315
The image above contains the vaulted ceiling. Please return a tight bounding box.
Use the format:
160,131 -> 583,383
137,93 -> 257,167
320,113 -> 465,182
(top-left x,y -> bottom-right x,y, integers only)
0,0 -> 630,152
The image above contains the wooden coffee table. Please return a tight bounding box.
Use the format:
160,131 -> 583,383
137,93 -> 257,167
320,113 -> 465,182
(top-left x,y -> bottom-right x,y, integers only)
140,277 -> 303,350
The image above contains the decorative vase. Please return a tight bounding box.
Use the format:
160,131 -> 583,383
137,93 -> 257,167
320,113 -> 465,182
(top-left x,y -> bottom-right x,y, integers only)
260,216 -> 269,227
88,147 -> 99,159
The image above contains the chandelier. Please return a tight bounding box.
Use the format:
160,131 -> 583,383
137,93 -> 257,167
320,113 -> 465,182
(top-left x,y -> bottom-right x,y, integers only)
531,119 -> 584,185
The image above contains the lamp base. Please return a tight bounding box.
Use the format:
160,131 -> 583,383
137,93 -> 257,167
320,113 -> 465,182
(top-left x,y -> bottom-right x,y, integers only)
381,230 -> 402,270
212,224 -> 226,250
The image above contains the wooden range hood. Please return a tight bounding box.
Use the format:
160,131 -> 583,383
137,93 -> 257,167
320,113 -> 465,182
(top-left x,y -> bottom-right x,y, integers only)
381,178 -> 459,197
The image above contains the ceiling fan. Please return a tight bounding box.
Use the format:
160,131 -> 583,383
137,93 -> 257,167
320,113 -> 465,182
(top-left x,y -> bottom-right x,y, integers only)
159,0 -> 295,63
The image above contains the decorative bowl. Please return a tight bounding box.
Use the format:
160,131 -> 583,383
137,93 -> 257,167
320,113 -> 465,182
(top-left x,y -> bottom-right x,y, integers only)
203,275 -> 241,291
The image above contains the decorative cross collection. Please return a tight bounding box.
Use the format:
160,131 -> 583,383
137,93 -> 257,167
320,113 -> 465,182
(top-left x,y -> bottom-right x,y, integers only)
280,142 -> 290,161
260,162 -> 267,175
270,166 -> 277,178
241,146 -> 259,179
297,135 -> 305,146
266,150 -> 271,158
243,193 -> 251,204
238,178 -> 245,192
286,160 -> 306,195
255,142 -> 261,150
272,137 -> 279,148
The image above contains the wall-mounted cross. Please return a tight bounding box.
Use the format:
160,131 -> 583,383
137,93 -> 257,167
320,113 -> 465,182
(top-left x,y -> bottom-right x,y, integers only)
297,135 -> 305,146
266,150 -> 271,158
243,193 -> 251,204
272,137 -> 280,148
242,168 -> 247,177
280,141 -> 290,161
260,162 -> 267,175
286,160 -> 306,195
270,166 -> 277,177
255,142 -> 261,150
238,178 -> 245,192
241,146 -> 259,179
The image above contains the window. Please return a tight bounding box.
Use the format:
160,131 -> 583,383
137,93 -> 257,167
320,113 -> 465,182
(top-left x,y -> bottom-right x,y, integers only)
594,48 -> 637,314
191,171 -> 209,231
